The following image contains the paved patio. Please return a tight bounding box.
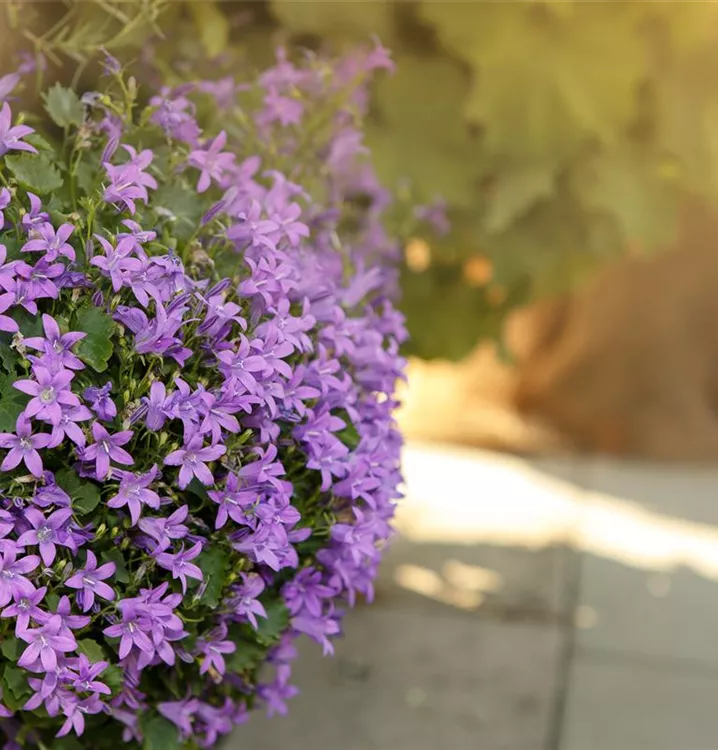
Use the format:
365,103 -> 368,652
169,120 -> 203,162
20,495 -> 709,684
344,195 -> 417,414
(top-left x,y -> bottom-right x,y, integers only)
231,442 -> 718,750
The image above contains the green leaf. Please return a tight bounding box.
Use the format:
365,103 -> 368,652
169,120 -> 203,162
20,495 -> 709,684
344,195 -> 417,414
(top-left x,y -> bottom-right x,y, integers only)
420,2 -> 646,163
139,714 -> 180,750
483,166 -> 556,235
5,154 -> 63,194
75,306 -> 115,372
271,0 -> 394,41
102,549 -> 129,583
188,0 -> 230,58
337,420 -> 360,450
103,665 -> 124,694
55,468 -> 102,515
0,341 -> 18,374
24,133 -> 55,152
77,639 -> 106,663
255,599 -> 290,646
1,636 -> 19,661
152,183 -> 204,241
2,665 -> 30,711
43,83 -> 85,129
54,737 -> 84,750
226,640 -> 265,674
575,150 -> 678,252
0,371 -> 27,432
195,547 -> 229,608
366,54 -> 485,207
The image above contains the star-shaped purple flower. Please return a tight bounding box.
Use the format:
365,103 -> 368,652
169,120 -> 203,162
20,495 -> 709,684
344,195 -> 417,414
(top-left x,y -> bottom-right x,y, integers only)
16,507 -> 73,566
163,434 -> 225,489
24,314 -> 86,371
81,423 -> 134,480
0,101 -> 37,157
65,551 -> 116,611
0,415 -> 52,477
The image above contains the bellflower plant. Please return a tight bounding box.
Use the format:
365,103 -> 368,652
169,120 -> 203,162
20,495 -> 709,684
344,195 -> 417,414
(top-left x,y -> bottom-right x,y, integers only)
0,41 -> 438,750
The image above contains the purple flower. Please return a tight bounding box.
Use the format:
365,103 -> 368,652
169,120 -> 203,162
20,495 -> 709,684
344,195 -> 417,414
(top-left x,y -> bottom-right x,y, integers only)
230,573 -> 267,629
70,653 -> 111,695
17,614 -> 77,672
57,694 -> 104,737
24,314 -> 86,371
103,146 -> 157,214
16,507 -> 73,566
0,291 -> 19,333
142,381 -> 169,431
83,381 -> 116,421
65,551 -> 116,611
107,466 -> 161,525
138,505 -> 189,552
282,567 -> 334,618
197,623 -> 236,676
0,72 -> 19,101
90,235 -> 142,291
49,404 -> 93,448
163,434 -> 226,489
154,542 -> 203,593
21,193 -> 50,233
81,423 -> 134,479
14,366 -> 81,426
0,415 -> 52,477
0,102 -> 37,157
227,200 -> 279,250
0,547 -> 40,607
1,585 -> 47,635
158,697 -> 200,738
54,595 -> 90,635
21,223 -> 76,262
101,49 -> 121,76
103,600 -> 153,659
0,188 -> 10,230
188,130 -> 235,193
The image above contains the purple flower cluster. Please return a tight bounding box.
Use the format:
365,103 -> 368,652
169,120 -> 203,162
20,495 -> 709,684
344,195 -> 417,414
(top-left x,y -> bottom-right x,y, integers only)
0,41 -> 412,750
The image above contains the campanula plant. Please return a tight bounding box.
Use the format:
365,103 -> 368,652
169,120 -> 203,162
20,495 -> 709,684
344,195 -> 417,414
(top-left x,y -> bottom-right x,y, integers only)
0,42 -> 439,749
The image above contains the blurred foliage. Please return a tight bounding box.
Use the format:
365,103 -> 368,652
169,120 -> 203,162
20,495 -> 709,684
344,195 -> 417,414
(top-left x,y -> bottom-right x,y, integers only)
7,0 -> 718,360
262,0 -> 718,359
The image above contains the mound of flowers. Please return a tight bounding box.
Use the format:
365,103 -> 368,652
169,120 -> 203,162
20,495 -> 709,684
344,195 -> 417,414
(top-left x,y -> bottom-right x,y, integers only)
0,43 -> 440,749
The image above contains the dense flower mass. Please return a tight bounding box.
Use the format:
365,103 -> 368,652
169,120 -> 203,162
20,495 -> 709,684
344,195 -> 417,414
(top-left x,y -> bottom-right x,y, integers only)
0,41 -> 438,750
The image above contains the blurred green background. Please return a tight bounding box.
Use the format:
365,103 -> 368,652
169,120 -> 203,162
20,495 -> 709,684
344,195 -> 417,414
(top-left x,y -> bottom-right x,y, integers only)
7,0 -> 718,361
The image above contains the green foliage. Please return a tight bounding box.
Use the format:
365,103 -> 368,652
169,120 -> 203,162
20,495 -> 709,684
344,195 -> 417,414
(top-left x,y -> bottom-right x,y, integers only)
227,639 -> 266,674
77,639 -> 107,663
263,0 -> 718,358
55,468 -> 102,515
43,84 -> 85,129
4,155 -> 64,195
0,371 -> 27,431
1,636 -> 19,661
102,549 -> 129,583
139,714 -> 180,750
255,599 -> 290,646
2,665 -> 30,711
188,0 -> 230,59
271,0 -> 393,42
75,306 -> 116,372
195,547 -> 230,608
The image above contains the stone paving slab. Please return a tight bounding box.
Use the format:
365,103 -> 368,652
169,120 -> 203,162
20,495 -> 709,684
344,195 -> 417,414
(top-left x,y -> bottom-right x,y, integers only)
374,537 -> 573,624
230,605 -> 564,750
574,458 -> 718,664
561,649 -> 718,750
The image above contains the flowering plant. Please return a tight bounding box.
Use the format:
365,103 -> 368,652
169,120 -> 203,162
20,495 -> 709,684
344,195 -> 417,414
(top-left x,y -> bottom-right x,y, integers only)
0,41 -> 431,749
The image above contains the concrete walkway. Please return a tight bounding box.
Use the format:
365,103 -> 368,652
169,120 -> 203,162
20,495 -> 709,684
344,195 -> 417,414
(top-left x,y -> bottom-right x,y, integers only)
231,442 -> 718,750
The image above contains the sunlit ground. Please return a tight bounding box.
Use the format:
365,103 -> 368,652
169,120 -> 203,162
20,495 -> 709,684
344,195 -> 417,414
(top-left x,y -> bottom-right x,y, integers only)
396,441 -> 718,610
